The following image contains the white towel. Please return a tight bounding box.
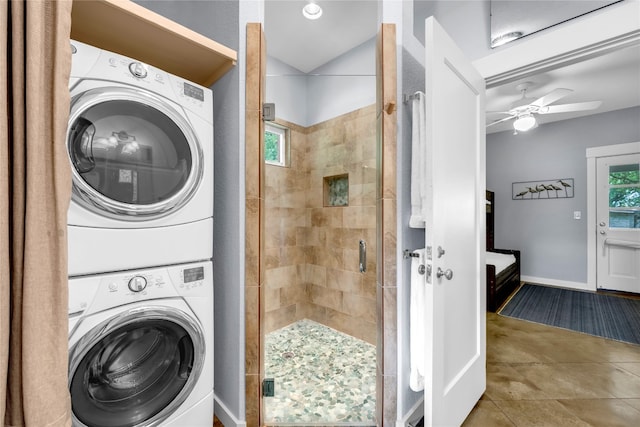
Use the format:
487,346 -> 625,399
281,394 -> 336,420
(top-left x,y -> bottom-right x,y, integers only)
410,248 -> 426,392
409,91 -> 427,228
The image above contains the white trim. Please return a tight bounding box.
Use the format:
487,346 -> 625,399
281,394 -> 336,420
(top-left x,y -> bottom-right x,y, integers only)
264,122 -> 290,167
397,397 -> 424,427
587,141 -> 640,159
473,0 -> 640,87
521,275 -> 592,292
214,395 -> 246,427
585,141 -> 640,290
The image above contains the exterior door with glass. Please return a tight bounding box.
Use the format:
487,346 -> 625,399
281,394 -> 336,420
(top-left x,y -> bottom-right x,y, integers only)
596,153 -> 640,293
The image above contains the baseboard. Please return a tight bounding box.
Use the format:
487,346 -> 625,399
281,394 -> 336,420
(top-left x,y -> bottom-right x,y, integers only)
397,397 -> 423,427
214,395 -> 246,427
521,276 -> 593,292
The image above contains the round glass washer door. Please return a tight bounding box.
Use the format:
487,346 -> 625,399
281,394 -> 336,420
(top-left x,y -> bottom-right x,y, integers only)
68,307 -> 205,427
67,87 -> 203,220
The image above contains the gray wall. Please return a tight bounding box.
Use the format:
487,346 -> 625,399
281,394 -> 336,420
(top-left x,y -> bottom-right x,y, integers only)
266,37 -> 376,127
487,107 -> 640,285
266,57 -> 308,126
306,38 -> 376,125
413,0 -> 491,60
134,0 -> 245,422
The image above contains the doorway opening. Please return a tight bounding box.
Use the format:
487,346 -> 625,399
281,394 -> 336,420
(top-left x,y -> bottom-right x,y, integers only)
262,72 -> 378,426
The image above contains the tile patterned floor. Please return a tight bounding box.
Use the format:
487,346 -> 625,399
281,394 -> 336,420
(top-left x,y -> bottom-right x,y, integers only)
263,319 -> 376,425
463,313 -> 640,426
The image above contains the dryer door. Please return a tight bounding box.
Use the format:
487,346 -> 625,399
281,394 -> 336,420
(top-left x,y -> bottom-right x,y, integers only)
67,87 -> 203,220
69,307 -> 205,427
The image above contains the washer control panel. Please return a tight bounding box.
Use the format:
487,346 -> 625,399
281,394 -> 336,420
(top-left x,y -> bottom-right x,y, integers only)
68,261 -> 212,319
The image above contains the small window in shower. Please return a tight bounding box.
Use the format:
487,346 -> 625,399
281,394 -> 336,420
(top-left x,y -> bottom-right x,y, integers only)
324,174 -> 349,207
265,122 -> 290,167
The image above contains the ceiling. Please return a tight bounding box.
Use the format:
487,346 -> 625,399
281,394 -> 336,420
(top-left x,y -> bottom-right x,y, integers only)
490,0 -> 621,47
486,44 -> 640,134
265,1 -> 640,133
264,0 -> 378,73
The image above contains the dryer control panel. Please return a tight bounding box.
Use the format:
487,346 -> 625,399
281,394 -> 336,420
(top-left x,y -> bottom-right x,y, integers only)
69,40 -> 213,122
128,276 -> 147,292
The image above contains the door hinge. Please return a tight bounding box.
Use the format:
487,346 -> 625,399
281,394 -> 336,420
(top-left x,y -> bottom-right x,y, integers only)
262,103 -> 275,121
262,378 -> 275,397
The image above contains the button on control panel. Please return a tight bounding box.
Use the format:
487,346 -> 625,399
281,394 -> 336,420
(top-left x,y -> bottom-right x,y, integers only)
128,275 -> 147,293
128,61 -> 148,79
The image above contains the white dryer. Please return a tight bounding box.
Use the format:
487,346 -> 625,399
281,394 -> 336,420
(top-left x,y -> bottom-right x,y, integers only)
68,260 -> 213,427
67,41 -> 213,276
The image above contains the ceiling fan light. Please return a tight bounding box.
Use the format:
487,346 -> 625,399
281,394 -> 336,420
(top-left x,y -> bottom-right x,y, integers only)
302,2 -> 322,20
513,114 -> 536,132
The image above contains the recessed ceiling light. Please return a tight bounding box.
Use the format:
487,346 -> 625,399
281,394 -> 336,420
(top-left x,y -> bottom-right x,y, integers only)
491,31 -> 523,47
302,2 -> 322,20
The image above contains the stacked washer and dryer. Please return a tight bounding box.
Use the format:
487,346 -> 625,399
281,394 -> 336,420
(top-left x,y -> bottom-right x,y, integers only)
66,41 -> 214,427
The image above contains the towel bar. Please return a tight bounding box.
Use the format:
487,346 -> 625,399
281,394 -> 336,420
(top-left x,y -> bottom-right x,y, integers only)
403,92 -> 423,104
403,249 -> 420,259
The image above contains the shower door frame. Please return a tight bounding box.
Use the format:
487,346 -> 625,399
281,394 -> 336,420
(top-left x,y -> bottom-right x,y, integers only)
243,23 -> 399,426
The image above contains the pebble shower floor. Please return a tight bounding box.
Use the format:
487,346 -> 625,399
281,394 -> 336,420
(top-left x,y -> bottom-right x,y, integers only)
264,319 -> 376,425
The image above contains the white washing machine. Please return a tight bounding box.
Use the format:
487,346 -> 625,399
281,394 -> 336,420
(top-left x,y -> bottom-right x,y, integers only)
67,41 -> 213,276
68,260 -> 213,427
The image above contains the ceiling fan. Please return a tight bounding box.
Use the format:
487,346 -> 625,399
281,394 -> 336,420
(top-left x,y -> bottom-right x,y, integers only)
486,82 -> 603,132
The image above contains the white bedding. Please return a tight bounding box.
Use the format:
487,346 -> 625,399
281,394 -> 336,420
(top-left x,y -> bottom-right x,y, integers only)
486,251 -> 516,275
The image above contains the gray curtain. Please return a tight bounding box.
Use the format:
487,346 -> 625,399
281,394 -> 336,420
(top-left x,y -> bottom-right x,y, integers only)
1,0 -> 73,425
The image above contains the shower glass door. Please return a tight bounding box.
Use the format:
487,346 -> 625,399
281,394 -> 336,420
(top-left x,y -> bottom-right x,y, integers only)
262,70 -> 377,425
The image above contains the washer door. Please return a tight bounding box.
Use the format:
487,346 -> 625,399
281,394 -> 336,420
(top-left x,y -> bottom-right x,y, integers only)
69,307 -> 205,427
67,87 -> 203,220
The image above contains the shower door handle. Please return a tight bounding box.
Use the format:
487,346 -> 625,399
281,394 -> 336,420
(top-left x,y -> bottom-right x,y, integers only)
359,240 -> 366,273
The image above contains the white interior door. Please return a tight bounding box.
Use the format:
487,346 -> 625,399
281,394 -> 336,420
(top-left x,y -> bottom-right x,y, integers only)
596,153 -> 640,293
422,17 -> 486,427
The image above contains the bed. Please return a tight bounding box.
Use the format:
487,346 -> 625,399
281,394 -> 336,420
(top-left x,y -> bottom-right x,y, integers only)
486,190 -> 521,312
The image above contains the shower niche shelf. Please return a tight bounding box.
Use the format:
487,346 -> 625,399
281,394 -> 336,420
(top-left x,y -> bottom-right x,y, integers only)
323,174 -> 349,207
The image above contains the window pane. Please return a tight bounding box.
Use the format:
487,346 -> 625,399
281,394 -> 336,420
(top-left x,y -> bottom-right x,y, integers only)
264,123 -> 289,167
609,163 -> 639,185
609,209 -> 640,228
609,187 -> 640,208
265,131 -> 280,163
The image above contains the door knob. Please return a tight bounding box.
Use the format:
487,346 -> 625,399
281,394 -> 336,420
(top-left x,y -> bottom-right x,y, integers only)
599,221 -> 606,227
599,230 -> 606,235
437,267 -> 453,280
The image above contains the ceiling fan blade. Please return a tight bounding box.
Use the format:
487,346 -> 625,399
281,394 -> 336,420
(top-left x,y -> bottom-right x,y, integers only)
486,110 -> 513,116
530,88 -> 573,108
539,101 -> 603,114
486,115 -> 515,127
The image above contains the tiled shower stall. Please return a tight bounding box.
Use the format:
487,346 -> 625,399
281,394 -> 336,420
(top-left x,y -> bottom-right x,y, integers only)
265,105 -> 377,344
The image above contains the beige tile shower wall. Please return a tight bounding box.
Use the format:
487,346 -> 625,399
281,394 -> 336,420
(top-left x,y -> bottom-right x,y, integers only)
264,120 -> 308,332
264,106 -> 378,344
302,104 -> 378,345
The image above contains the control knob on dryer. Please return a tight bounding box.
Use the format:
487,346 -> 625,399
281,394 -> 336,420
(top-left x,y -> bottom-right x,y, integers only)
128,61 -> 148,78
128,276 -> 147,292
